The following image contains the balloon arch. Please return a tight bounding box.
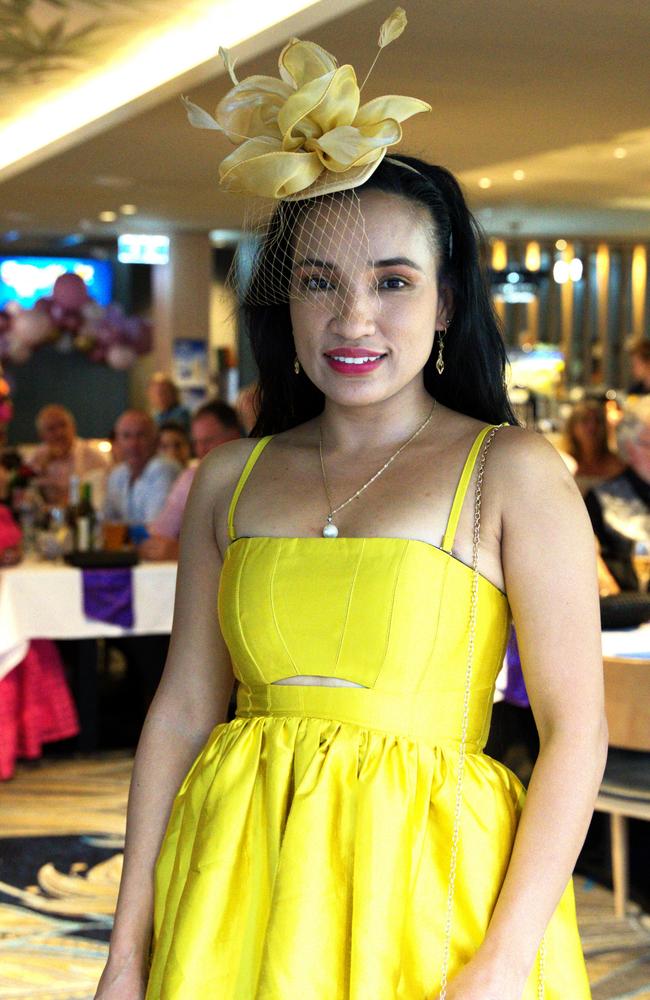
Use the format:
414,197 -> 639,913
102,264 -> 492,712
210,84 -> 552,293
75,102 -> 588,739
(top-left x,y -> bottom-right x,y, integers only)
0,273 -> 152,371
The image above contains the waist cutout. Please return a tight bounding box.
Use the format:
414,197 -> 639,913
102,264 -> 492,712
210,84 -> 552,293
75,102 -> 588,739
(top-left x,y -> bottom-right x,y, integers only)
236,683 -> 492,753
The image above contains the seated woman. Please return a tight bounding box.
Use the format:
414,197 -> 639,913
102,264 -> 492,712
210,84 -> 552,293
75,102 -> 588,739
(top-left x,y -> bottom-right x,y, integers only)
0,505 -> 79,780
564,399 -> 624,497
585,396 -> 650,590
157,422 -> 192,469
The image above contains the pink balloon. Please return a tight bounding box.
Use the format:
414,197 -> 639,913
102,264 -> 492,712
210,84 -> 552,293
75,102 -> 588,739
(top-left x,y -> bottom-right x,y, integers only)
106,343 -> 137,370
52,272 -> 89,310
50,302 -> 67,325
34,296 -> 53,315
95,320 -> 121,347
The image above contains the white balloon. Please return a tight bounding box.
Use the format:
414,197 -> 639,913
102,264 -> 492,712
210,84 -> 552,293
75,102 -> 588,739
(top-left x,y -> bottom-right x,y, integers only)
106,344 -> 137,370
12,309 -> 52,346
6,334 -> 32,364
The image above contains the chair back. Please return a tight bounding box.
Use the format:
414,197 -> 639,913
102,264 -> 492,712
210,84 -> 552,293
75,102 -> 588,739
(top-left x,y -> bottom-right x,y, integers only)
603,656 -> 650,751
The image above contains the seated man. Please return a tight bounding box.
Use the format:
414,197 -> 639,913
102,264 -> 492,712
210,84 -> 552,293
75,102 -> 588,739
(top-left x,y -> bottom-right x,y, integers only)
104,410 -> 180,528
30,404 -> 110,506
140,400 -> 240,560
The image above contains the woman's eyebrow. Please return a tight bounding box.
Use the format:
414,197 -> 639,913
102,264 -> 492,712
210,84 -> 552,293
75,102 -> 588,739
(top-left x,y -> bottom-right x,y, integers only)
296,256 -> 424,272
372,256 -> 424,272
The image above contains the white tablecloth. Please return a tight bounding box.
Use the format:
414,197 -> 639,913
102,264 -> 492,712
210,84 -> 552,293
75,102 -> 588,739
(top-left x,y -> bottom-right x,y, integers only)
602,626 -> 650,659
0,558 -> 177,680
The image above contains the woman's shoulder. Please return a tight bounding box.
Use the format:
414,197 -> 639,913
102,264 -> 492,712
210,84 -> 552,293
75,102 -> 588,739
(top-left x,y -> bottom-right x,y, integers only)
189,436 -> 272,501
486,423 -> 582,510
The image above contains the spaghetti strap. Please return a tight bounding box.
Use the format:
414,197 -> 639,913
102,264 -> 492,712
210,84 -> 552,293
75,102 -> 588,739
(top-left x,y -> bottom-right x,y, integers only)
440,424 -> 505,553
227,436 -> 274,542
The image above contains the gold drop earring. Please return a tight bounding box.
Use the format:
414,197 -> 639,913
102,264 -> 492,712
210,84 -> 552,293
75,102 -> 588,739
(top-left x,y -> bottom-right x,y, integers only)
436,318 -> 451,375
294,355 -> 300,375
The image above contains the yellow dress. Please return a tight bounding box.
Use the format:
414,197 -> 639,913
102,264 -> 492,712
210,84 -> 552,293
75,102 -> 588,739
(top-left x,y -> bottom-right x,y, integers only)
147,425 -> 591,999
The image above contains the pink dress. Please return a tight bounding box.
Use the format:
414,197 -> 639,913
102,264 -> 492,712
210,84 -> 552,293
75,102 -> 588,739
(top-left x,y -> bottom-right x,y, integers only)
0,508 -> 79,779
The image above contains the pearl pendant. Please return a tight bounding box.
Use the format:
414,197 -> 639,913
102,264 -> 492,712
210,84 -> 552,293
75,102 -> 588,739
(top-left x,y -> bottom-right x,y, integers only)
322,520 -> 339,538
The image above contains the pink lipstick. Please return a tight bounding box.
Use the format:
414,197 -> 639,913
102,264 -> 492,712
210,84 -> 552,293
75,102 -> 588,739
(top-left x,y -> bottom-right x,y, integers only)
324,347 -> 386,375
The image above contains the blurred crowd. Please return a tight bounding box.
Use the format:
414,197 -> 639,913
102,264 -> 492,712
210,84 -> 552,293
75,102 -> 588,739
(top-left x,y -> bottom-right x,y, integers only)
0,372 -> 258,566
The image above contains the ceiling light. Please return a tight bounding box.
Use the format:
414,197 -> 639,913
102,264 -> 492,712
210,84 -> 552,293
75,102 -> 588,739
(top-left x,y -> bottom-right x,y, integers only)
555,239 -> 567,251
478,177 -> 492,189
569,258 -> 583,282
209,228 -> 242,246
553,260 -> 570,284
0,1 -> 324,178
613,147 -> 627,159
98,211 -> 117,222
512,169 -> 525,181
525,242 -> 541,271
120,204 -> 138,215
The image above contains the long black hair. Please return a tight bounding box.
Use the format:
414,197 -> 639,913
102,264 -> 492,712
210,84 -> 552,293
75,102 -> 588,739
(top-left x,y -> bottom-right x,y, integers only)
242,154 -> 517,435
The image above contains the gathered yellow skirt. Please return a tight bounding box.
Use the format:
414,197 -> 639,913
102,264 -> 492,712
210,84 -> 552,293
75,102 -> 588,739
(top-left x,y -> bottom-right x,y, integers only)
146,709 -> 590,999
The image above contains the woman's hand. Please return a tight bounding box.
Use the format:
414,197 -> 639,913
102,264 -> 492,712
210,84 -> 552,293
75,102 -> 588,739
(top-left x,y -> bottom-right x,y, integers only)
94,952 -> 147,1000
436,950 -> 528,1000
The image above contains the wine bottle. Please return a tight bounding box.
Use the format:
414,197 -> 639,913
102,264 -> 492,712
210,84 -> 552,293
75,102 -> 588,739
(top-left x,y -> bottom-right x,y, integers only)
75,483 -> 96,553
66,474 -> 81,534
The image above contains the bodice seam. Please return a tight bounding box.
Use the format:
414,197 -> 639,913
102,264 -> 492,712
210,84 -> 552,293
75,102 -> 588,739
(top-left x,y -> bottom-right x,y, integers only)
268,541 -> 300,680
333,538 -> 366,678
232,537 -> 266,685
381,541 -> 411,679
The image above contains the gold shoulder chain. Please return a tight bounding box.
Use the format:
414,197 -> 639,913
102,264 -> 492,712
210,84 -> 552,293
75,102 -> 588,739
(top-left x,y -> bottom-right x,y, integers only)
438,424 -> 546,998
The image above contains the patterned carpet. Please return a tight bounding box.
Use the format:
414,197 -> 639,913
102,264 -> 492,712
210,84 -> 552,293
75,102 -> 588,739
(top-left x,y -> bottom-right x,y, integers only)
0,755 -> 649,999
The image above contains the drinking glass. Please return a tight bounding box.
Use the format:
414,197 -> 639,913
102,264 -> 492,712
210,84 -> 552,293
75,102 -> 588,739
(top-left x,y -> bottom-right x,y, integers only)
632,540 -> 650,593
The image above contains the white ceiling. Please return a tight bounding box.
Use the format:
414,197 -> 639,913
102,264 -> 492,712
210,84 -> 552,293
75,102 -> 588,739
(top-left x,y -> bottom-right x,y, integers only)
2,0 -> 650,243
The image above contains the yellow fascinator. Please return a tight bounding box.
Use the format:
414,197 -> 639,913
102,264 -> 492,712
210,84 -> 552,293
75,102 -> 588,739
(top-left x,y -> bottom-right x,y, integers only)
183,7 -> 430,200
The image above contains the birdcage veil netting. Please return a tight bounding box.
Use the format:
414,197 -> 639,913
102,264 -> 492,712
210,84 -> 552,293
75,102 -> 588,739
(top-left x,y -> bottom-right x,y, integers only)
228,187 -> 379,313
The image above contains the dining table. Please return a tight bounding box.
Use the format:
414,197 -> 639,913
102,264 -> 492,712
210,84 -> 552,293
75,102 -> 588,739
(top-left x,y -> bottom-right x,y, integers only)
0,556 -> 177,749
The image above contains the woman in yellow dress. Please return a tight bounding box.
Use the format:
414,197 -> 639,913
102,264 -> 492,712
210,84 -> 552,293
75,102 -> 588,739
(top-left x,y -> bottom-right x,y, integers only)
97,13 -> 606,1000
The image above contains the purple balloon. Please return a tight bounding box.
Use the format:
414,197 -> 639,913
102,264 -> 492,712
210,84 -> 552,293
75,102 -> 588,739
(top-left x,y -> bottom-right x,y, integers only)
52,272 -> 89,310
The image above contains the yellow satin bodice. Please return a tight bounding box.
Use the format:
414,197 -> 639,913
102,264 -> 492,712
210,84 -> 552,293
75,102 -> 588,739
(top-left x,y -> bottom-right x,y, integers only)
218,426 -> 510,751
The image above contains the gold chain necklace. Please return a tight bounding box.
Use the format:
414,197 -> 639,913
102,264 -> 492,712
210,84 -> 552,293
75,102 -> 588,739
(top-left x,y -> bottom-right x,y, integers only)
318,400 -> 437,538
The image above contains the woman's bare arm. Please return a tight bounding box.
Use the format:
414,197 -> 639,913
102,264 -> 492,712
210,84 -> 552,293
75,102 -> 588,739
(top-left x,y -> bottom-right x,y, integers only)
96,440 -> 255,996
445,429 -> 607,998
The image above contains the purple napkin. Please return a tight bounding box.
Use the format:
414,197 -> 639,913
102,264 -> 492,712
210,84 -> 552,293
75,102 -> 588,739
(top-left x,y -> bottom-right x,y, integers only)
503,628 -> 530,709
82,568 -> 134,628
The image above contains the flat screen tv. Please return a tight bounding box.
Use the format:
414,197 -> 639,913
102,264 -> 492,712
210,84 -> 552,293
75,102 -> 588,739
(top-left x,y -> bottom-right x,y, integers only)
0,256 -> 113,309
